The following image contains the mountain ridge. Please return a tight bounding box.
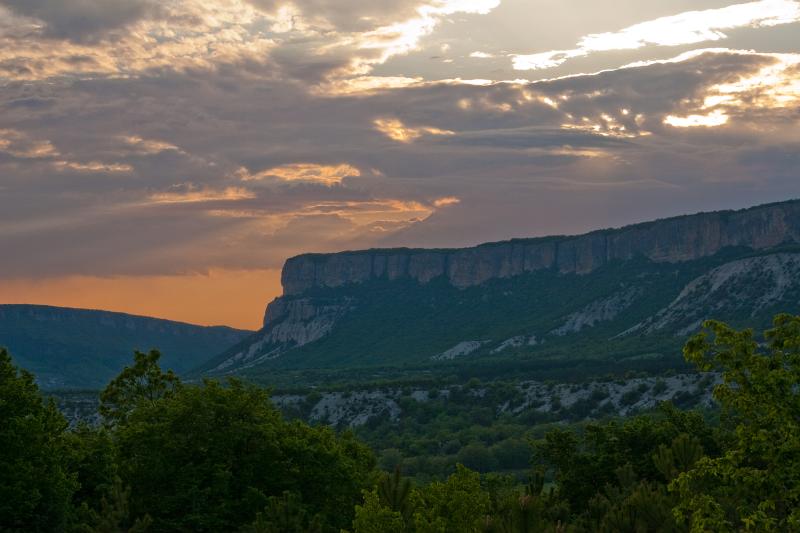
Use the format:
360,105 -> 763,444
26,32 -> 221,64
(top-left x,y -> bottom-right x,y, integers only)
280,198 -> 800,297
197,199 -> 800,384
0,304 -> 253,389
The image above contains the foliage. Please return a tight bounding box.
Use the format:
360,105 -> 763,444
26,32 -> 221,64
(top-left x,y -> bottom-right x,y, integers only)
0,348 -> 76,532
99,349 -> 180,425
532,403 -> 715,514
9,312 -> 800,532
410,464 -> 491,533
353,489 -> 407,533
114,375 -> 373,532
378,466 -> 414,522
243,491 -> 323,533
673,315 -> 800,530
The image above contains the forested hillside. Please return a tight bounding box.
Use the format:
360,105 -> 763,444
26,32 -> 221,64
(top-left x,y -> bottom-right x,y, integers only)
4,314 -> 800,531
0,305 -> 251,389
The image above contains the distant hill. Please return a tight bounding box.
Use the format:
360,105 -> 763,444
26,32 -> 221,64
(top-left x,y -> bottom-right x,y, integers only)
199,199 -> 800,385
0,305 -> 252,389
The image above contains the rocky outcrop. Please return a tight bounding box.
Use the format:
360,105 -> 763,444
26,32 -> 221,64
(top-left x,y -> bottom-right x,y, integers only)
431,340 -> 492,361
551,287 -> 642,336
628,252 -> 800,336
281,200 -> 800,295
213,298 -> 353,372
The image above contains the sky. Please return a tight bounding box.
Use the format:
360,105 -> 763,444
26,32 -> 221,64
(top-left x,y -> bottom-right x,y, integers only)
1,0 -> 799,329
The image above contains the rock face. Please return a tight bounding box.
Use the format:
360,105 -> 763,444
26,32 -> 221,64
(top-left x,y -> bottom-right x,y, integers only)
200,199 -> 800,378
281,200 -> 800,295
213,298 -> 352,372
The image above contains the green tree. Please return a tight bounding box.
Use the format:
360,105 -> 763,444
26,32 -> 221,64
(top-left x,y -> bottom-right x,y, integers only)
64,424 -> 152,532
99,349 -> 179,425
0,348 -> 76,532
378,466 -> 413,523
115,377 -> 373,532
244,491 -> 323,533
674,315 -> 800,530
352,489 -> 406,533
411,464 -> 490,533
533,404 -> 713,515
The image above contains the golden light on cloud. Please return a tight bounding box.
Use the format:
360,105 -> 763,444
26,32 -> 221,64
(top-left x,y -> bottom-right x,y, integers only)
355,0 -> 501,69
0,129 -> 59,158
373,118 -> 455,142
122,135 -> 182,155
512,0 -> 800,70
0,0 -> 274,81
560,117 -> 646,138
433,196 -> 461,207
315,75 -> 425,96
238,163 -> 361,186
706,52 -> 800,109
653,50 -> 800,127
53,160 -> 134,173
148,186 -> 255,204
664,110 -> 730,128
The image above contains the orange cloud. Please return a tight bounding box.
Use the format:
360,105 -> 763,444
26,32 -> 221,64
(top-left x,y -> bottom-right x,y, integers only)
121,135 -> 182,154
373,117 -> 454,142
433,196 -> 461,207
236,163 -> 361,185
148,186 -> 255,204
0,129 -> 59,158
53,160 -> 134,173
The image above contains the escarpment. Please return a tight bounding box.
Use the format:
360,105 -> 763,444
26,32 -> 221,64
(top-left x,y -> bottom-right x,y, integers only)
280,200 -> 800,296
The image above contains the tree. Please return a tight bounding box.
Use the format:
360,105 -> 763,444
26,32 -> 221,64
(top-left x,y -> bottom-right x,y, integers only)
244,491 -> 323,533
410,464 -> 490,533
378,466 -> 413,523
352,489 -> 406,533
114,377 -> 373,532
64,424 -> 153,532
0,348 -> 76,532
532,404 -> 714,515
673,315 -> 800,530
99,349 -> 179,425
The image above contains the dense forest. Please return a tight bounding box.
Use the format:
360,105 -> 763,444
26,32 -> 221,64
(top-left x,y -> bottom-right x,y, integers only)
3,315 -> 800,532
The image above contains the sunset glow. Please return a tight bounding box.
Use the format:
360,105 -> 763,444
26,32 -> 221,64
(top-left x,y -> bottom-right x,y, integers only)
1,0 -> 798,327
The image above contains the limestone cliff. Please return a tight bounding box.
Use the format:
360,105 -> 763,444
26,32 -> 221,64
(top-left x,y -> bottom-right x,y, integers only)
280,200 -> 800,296
201,199 -> 800,377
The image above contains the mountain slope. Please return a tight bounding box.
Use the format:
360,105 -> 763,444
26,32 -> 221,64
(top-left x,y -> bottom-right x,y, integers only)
0,305 -> 252,389
201,199 -> 800,383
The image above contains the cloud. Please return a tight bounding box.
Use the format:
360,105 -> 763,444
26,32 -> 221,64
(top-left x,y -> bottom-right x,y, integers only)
0,129 -> 59,158
373,118 -> 455,142
236,163 -> 362,186
512,0 -> 800,70
121,136 -> 182,155
147,186 -> 256,204
0,0 -> 274,80
664,109 -> 731,127
0,0 -> 160,42
53,160 -> 133,173
433,196 -> 460,207
0,40 -> 797,291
